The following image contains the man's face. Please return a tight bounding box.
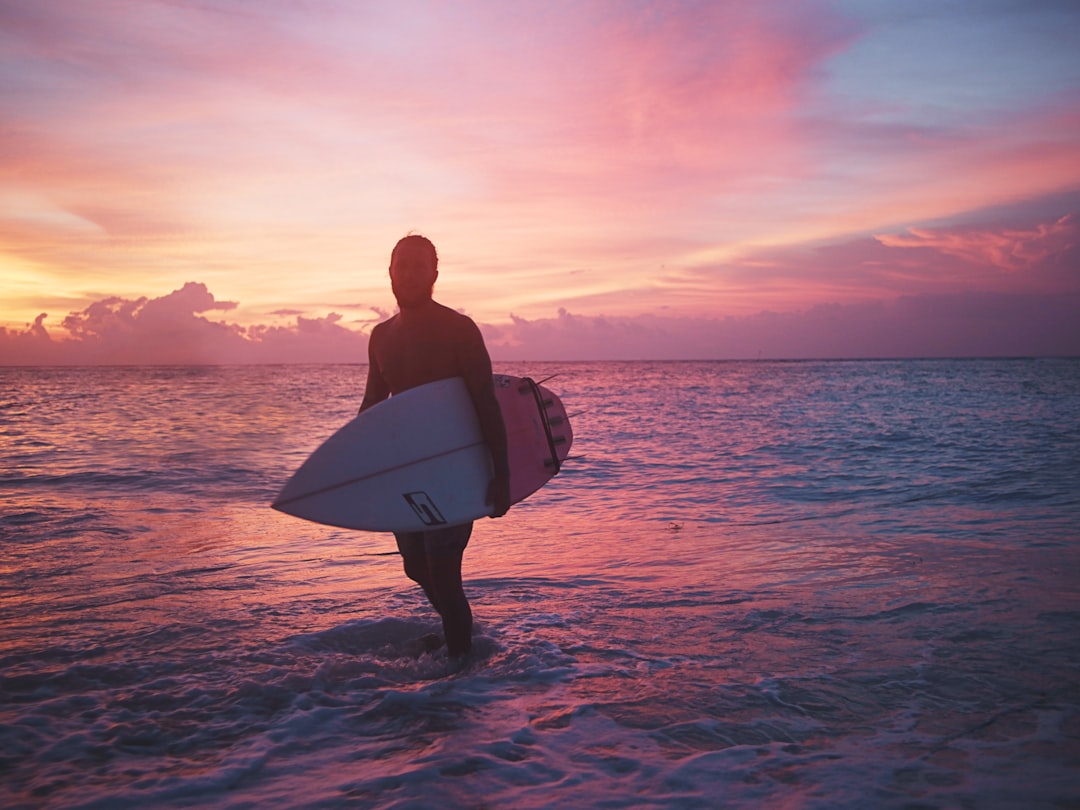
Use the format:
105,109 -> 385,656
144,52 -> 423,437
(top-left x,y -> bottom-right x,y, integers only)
389,246 -> 437,310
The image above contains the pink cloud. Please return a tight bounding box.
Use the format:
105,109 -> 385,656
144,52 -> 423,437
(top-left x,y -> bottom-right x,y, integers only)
52,282 -> 241,364
0,282 -> 367,366
663,200 -> 1080,315
876,214 -> 1078,272
453,2 -> 855,215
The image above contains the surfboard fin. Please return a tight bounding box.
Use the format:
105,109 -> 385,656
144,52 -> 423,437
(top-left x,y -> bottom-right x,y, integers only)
521,376 -> 565,475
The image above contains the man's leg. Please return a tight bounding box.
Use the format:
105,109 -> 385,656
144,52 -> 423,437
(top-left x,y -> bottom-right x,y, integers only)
395,530 -> 445,614
395,523 -> 474,657
424,523 -> 473,658
423,522 -> 470,656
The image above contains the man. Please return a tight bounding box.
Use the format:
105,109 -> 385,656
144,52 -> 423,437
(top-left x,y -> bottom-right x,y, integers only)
359,234 -> 510,660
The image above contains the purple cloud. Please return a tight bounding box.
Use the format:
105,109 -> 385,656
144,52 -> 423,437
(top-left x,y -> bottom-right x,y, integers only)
0,282 -> 367,365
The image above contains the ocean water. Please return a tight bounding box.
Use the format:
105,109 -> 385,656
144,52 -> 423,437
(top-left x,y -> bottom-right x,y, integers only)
2,359 -> 1078,809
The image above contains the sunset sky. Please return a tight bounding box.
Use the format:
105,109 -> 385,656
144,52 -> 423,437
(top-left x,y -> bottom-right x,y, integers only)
2,0 -> 1079,363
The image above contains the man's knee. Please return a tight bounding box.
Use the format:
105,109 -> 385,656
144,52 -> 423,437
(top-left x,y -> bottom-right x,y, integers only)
400,552 -> 428,585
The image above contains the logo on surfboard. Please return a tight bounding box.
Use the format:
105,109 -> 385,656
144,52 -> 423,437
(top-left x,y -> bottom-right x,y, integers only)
403,492 -> 448,526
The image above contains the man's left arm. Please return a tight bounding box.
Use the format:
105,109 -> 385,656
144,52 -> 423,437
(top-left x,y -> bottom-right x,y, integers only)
459,325 -> 511,517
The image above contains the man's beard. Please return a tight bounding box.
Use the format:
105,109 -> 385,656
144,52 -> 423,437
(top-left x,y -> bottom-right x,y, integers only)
392,282 -> 434,310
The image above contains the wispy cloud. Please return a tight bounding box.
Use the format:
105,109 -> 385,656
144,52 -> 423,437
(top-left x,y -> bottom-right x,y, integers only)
876,214 -> 1078,272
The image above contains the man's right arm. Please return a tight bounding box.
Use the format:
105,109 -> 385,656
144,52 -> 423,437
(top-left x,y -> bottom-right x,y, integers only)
358,331 -> 390,413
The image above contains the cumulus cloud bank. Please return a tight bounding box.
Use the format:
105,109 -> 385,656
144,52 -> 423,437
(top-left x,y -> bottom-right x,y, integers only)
3,282 -> 1078,366
486,296 -> 1080,361
0,283 -> 367,365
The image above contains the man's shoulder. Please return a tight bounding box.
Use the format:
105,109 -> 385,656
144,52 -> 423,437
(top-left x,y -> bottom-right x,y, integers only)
372,303 -> 479,340
369,314 -> 398,338
432,301 -> 473,320
432,302 -> 481,332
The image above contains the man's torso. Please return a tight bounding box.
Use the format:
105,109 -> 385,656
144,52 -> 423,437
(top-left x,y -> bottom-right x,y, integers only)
370,302 -> 485,395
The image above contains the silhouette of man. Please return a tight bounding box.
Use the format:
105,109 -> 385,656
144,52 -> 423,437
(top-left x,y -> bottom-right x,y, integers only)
359,234 -> 510,659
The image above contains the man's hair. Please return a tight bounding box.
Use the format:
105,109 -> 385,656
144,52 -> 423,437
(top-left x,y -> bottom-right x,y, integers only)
391,234 -> 438,271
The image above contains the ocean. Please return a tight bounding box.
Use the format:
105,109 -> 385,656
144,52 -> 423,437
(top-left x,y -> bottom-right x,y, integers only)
2,359 -> 1078,809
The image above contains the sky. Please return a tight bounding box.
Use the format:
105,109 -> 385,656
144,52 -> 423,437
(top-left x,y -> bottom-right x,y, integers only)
1,0 -> 1079,364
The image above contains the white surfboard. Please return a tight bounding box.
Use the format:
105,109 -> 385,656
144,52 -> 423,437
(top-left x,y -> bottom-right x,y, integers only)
272,374 -> 572,532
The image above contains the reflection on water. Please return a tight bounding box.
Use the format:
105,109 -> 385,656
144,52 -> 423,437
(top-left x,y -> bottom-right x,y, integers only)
2,360 -> 1079,808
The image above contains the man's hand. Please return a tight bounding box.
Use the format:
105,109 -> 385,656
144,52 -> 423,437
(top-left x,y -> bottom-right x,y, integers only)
486,473 -> 511,518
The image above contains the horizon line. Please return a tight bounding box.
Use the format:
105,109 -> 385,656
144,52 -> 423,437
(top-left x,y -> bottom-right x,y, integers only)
3,355 -> 1078,370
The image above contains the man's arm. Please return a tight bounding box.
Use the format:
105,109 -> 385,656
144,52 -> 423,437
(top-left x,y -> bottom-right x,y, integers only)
459,325 -> 511,517
358,331 -> 390,414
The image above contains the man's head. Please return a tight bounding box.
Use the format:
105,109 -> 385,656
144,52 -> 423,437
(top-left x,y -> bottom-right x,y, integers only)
389,234 -> 438,310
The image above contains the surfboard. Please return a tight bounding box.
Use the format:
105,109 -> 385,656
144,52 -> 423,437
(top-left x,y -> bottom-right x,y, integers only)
272,374 -> 572,532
